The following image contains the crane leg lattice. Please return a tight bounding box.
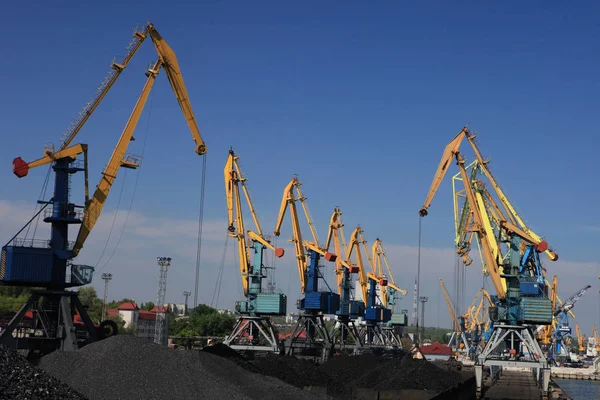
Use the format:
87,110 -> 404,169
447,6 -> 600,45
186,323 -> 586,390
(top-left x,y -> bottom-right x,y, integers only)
224,316 -> 280,353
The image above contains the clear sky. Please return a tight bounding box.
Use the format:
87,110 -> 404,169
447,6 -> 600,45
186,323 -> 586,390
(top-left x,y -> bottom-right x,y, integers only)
1,1 -> 599,333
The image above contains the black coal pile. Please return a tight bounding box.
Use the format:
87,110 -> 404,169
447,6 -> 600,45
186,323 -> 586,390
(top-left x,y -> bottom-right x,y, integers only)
0,345 -> 87,400
244,349 -> 463,398
38,336 -> 325,400
202,343 -> 261,373
355,355 -> 464,392
251,353 -> 331,390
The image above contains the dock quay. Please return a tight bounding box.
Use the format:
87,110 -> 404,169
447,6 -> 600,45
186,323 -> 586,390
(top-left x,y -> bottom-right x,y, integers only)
551,366 -> 600,381
480,369 -> 572,400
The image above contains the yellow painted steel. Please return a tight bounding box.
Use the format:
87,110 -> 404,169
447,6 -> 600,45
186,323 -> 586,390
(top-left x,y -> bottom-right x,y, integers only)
73,60 -> 160,256
371,238 -> 407,308
324,207 -> 359,296
273,177 -> 332,294
224,150 -> 283,296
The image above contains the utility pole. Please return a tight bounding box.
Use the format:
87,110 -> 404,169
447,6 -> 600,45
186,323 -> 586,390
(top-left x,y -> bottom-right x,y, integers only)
155,257 -> 171,346
101,273 -> 113,320
412,277 -> 418,326
183,290 -> 191,315
419,296 -> 428,345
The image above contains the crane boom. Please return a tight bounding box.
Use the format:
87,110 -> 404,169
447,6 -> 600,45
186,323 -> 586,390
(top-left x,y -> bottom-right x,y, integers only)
439,278 -> 458,331
13,22 -> 206,180
147,25 -> 206,155
225,150 -> 284,296
273,177 -> 334,294
73,60 -> 160,256
60,27 -> 149,150
420,127 -> 557,262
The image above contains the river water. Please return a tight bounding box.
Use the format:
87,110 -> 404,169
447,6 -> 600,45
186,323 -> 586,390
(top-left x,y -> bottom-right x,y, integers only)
555,379 -> 600,399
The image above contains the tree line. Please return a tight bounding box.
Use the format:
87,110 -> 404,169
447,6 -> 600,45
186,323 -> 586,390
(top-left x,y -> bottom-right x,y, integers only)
0,286 -> 235,338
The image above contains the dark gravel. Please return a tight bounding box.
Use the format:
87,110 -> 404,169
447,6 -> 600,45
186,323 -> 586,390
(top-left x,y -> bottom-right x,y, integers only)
0,345 -> 88,400
246,349 -> 464,398
38,335 -> 325,400
355,355 -> 464,392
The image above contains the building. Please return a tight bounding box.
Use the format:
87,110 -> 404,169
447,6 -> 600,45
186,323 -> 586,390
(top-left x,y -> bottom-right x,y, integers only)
106,302 -> 169,342
419,342 -> 453,361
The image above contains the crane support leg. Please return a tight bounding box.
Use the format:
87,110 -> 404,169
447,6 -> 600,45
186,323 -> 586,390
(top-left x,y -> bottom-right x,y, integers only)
381,326 -> 403,349
285,312 -> 333,361
223,316 -> 280,353
330,317 -> 363,353
0,289 -> 108,359
475,325 -> 550,399
358,323 -> 394,350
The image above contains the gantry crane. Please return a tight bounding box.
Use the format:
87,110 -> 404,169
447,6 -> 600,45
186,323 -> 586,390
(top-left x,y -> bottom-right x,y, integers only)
324,207 -> 364,351
223,150 -> 287,353
420,127 -> 555,399
371,238 -> 408,324
273,177 -> 340,360
365,237 -> 407,346
576,324 -> 586,354
421,126 -> 558,264
0,23 -> 206,358
346,226 -> 400,348
440,278 -> 470,354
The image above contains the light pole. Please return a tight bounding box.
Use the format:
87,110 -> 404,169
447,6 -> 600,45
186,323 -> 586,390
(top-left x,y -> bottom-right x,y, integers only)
155,257 -> 171,346
419,296 -> 429,345
101,273 -> 113,320
183,290 -> 191,315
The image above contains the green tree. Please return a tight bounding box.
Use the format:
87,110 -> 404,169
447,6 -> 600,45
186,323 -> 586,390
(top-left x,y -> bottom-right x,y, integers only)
77,287 -> 104,322
140,301 -> 155,311
0,286 -> 33,313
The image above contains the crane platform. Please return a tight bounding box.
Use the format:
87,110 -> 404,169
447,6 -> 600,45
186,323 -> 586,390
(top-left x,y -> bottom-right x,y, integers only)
481,370 -> 572,400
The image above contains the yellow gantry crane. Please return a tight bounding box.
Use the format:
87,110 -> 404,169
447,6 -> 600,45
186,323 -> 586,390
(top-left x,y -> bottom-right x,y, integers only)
323,207 -> 364,349
576,324 -> 585,353
13,22 -> 207,258
346,226 -> 402,347
420,127 -> 557,262
222,149 -> 287,353
1,22 -> 207,356
273,176 -> 340,358
420,128 -> 557,399
371,238 -> 407,312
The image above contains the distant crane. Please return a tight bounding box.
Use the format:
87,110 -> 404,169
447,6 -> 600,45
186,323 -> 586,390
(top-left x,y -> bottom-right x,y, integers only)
222,149 -> 287,353
273,176 -> 340,360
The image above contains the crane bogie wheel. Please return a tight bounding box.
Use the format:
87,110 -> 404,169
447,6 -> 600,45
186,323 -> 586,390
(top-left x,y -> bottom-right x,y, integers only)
99,319 -> 119,339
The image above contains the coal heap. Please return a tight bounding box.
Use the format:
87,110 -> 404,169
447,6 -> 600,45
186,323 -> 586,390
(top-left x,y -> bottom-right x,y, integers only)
38,335 -> 324,400
0,345 -> 88,400
248,350 -> 464,398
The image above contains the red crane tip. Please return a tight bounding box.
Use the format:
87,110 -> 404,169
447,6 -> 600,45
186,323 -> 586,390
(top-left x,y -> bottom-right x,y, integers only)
536,241 -> 549,253
275,248 -> 285,258
13,157 -> 29,178
324,252 -> 337,262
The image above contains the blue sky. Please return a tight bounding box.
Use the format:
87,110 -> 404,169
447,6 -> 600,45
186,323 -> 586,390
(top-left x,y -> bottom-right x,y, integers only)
1,1 -> 599,333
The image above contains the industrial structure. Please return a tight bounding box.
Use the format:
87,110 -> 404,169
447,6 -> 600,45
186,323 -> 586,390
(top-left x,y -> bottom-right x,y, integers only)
273,177 -> 340,359
223,150 -> 287,353
0,18 -> 592,400
420,127 -> 562,399
0,22 -> 207,358
154,257 -> 171,346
